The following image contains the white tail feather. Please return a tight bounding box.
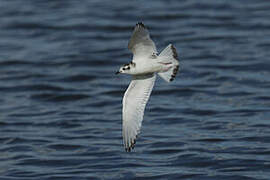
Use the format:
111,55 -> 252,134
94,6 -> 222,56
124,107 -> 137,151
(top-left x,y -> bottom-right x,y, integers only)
157,44 -> 180,82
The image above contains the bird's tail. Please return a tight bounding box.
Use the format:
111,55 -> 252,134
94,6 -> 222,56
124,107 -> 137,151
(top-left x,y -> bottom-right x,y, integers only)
157,44 -> 180,82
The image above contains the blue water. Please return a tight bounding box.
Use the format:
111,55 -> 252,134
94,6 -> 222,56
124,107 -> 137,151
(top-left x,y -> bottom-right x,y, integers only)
0,0 -> 270,179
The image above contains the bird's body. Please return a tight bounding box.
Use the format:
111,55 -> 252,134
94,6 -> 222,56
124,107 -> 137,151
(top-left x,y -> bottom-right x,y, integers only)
116,22 -> 180,152
126,58 -> 170,75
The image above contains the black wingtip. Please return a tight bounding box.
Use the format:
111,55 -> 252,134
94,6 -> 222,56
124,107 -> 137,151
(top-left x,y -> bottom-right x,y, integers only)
125,143 -> 136,152
136,22 -> 145,28
124,137 -> 137,152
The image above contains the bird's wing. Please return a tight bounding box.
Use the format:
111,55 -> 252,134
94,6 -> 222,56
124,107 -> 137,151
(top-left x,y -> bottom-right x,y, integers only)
122,73 -> 156,152
128,23 -> 157,61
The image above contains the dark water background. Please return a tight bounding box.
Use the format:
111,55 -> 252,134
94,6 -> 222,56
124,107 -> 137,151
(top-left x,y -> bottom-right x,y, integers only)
1,0 -> 270,179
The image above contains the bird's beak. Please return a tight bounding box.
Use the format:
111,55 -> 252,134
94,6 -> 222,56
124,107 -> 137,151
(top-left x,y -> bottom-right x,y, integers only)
115,71 -> 120,75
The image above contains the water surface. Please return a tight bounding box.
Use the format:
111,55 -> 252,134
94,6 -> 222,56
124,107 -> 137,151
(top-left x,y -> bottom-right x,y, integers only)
0,0 -> 270,179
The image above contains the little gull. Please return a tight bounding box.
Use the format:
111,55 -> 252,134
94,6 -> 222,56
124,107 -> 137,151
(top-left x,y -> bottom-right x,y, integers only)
116,22 -> 180,152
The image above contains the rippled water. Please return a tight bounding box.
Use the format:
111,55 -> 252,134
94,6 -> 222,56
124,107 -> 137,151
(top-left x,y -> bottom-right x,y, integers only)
1,0 -> 270,179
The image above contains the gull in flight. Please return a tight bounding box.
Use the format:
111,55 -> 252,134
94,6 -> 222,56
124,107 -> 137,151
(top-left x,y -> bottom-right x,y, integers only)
116,22 -> 180,152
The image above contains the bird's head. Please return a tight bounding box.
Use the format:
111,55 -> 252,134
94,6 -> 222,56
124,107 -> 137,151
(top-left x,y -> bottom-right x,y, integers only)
115,62 -> 136,75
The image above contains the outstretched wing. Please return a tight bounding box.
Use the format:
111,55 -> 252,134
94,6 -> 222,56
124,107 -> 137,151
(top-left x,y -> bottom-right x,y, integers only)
128,22 -> 157,61
122,73 -> 156,152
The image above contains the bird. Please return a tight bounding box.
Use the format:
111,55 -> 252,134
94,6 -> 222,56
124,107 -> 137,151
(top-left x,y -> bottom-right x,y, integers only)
116,22 -> 180,152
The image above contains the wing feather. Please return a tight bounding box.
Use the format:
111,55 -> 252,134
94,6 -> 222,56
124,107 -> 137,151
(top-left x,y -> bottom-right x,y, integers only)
122,73 -> 156,152
128,23 -> 157,61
